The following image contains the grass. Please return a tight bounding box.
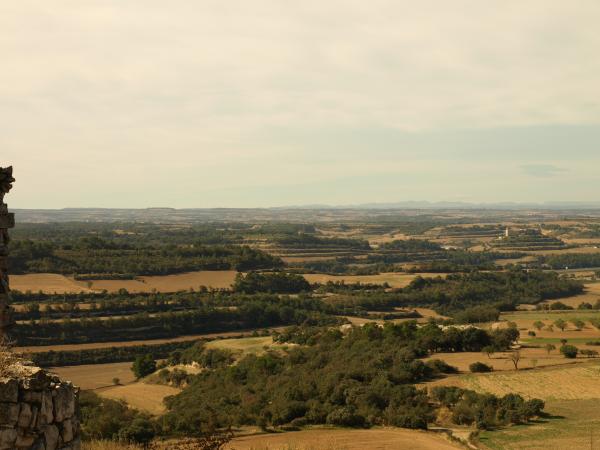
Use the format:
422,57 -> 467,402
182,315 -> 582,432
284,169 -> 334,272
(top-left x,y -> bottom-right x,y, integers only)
11,273 -> 95,294
205,336 -> 280,356
479,399 -> 600,450
100,382 -> 181,415
502,310 -> 600,322
12,270 -> 237,294
83,442 -> 139,450
453,361 -> 600,400
50,362 -> 136,390
227,428 -> 461,450
301,273 -> 446,288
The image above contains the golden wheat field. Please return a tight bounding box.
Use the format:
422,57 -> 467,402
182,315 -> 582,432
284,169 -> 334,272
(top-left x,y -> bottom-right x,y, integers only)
226,428 -> 462,450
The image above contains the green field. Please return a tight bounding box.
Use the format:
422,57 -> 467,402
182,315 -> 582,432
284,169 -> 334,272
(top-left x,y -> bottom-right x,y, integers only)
502,310 -> 600,322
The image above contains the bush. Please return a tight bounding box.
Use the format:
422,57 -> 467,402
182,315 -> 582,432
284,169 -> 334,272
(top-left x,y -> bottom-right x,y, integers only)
560,344 -> 578,359
469,362 -> 493,373
426,359 -> 458,374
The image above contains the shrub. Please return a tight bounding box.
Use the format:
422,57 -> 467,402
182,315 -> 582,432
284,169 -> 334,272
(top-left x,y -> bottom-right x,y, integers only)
426,359 -> 458,374
560,344 -> 578,359
469,362 -> 493,373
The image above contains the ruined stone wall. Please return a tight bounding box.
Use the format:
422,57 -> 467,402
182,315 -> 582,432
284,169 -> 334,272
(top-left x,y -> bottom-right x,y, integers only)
0,167 -> 80,449
0,365 -> 80,450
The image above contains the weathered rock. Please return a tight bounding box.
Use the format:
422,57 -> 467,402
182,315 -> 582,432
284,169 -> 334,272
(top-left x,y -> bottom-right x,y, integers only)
21,369 -> 50,391
16,431 -> 36,448
23,390 -> 42,403
53,385 -> 75,422
18,402 -> 33,427
60,419 -> 73,443
0,377 -> 18,402
0,401 -> 20,426
44,424 -> 59,450
40,391 -> 54,425
0,428 -> 17,450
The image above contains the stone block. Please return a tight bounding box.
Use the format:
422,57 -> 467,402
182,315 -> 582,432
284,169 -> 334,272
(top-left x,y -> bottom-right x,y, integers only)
23,390 -> 43,403
40,391 -> 54,425
15,431 -> 35,448
0,378 -> 18,402
0,428 -> 17,450
18,402 -> 32,427
44,424 -> 59,450
60,419 -> 73,443
0,401 -> 19,425
53,385 -> 75,422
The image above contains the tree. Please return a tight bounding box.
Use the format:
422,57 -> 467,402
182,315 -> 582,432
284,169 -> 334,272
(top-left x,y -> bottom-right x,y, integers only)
509,350 -> 521,370
132,354 -> 156,379
544,343 -> 556,355
580,349 -> 599,358
118,416 -> 155,448
554,319 -> 567,331
482,345 -> 496,359
112,377 -> 120,385
571,319 -> 585,330
533,320 -> 545,331
560,344 -> 578,359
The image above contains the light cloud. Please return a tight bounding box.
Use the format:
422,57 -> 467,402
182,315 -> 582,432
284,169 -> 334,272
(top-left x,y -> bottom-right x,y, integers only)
1,1 -> 600,207
521,164 -> 567,177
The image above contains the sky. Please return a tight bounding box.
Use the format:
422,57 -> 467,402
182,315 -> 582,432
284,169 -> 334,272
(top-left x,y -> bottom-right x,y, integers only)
1,1 -> 600,208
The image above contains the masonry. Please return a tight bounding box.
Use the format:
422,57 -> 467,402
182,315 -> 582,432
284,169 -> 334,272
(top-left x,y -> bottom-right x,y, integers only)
0,167 -> 81,450
0,364 -> 80,450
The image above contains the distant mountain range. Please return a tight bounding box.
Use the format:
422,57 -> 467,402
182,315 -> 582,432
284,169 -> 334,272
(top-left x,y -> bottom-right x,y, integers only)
11,201 -> 600,223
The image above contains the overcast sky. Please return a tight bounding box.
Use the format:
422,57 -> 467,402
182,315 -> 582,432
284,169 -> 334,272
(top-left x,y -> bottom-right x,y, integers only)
2,1 -> 600,208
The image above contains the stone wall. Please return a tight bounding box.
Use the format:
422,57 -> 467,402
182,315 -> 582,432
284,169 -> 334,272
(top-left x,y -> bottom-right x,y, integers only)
0,364 -> 80,450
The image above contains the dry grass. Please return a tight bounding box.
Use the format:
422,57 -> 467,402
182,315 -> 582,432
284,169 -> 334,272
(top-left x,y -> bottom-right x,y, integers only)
478,398 -> 600,450
540,283 -> 600,307
205,336 -> 287,357
0,337 -> 24,378
99,382 -> 180,415
11,271 -> 237,294
301,273 -> 445,288
227,428 -> 461,450
50,362 -> 136,390
11,273 -> 95,294
423,347 -> 584,374
83,442 -> 139,450
523,246 -> 600,255
447,361 -> 600,400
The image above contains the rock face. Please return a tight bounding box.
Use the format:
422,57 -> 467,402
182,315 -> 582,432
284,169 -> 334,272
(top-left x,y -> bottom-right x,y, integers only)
0,365 -> 80,450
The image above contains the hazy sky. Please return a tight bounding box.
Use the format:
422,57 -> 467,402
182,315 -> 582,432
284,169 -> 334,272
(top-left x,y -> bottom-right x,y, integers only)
2,1 -> 600,208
